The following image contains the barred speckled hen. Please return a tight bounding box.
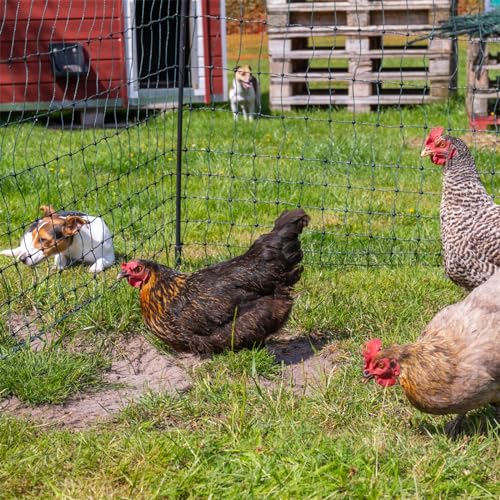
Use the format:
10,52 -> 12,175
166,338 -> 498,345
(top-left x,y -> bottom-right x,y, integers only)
421,127 -> 500,290
118,209 -> 310,354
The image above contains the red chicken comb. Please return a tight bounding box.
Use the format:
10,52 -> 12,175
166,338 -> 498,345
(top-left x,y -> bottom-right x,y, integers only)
121,260 -> 141,272
425,127 -> 445,145
363,338 -> 383,368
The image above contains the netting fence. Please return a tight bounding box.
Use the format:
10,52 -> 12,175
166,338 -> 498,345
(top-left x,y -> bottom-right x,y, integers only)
0,0 -> 499,350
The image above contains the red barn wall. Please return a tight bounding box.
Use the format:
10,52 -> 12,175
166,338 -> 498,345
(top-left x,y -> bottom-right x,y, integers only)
0,0 -> 126,109
0,0 -> 226,109
201,0 -> 225,103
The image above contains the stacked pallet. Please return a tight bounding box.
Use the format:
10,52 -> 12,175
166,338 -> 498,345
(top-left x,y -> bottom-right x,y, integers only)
267,0 -> 454,112
466,38 -> 500,130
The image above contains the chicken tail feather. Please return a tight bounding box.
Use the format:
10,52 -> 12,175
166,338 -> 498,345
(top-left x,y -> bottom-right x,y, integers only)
268,209 -> 310,267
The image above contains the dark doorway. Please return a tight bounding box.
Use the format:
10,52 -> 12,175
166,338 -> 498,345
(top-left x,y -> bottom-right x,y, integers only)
135,0 -> 191,89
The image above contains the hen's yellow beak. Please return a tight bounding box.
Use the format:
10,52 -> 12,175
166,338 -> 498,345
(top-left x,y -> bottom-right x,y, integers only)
420,147 -> 432,157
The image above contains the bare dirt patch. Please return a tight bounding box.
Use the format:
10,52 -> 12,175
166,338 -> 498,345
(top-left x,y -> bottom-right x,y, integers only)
0,335 -> 197,429
0,332 -> 340,428
267,333 -> 339,394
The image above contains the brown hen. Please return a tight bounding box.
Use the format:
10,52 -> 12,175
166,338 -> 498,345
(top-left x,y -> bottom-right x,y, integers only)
363,270 -> 500,436
118,209 -> 310,354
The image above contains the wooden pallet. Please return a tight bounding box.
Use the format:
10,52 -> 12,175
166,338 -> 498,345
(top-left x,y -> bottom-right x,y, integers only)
267,0 -> 454,112
466,37 -> 500,130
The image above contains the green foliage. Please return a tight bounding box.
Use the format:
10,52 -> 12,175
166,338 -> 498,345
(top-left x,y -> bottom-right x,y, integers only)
201,348 -> 281,380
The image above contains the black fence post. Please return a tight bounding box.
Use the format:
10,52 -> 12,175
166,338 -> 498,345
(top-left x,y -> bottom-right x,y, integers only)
175,0 -> 189,268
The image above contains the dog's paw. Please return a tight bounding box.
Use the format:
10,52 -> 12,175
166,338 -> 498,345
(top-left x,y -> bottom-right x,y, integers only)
54,255 -> 70,270
88,262 -> 105,273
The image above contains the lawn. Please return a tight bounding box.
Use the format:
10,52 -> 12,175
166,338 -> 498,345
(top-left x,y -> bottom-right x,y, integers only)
0,29 -> 498,497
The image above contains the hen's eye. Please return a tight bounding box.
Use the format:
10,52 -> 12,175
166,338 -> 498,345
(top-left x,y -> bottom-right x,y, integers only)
377,362 -> 385,369
133,266 -> 142,273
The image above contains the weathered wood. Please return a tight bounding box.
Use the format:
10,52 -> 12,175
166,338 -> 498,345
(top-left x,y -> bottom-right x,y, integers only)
268,25 -> 447,36
267,1 -> 451,13
271,69 -> 451,81
269,46 -> 452,59
466,38 -> 500,118
272,94 -> 443,106
266,0 -> 453,111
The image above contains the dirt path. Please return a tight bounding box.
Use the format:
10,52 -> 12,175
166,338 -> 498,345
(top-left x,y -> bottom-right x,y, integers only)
0,336 -> 196,428
0,334 -> 339,429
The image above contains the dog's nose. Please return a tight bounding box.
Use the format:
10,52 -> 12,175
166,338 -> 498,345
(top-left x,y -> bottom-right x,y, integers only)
19,255 -> 27,263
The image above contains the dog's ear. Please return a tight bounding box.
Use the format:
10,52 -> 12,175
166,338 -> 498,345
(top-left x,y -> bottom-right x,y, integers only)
40,205 -> 56,216
62,216 -> 88,236
247,65 -> 252,72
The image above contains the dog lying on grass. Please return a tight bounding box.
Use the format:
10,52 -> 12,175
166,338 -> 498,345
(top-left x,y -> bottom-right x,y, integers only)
0,205 -> 115,273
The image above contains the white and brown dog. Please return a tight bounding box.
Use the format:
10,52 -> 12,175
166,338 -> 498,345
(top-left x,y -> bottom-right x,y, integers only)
229,64 -> 261,121
0,205 -> 115,273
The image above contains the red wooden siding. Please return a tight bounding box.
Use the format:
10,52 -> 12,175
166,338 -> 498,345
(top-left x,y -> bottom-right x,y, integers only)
0,0 -> 225,107
201,0 -> 224,103
0,0 -> 125,106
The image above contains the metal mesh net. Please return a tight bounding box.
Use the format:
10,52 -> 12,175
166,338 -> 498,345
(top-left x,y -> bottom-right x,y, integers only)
0,0 -> 498,351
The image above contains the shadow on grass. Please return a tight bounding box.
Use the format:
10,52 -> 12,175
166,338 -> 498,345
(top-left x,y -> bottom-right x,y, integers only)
266,332 -> 329,366
417,407 -> 499,439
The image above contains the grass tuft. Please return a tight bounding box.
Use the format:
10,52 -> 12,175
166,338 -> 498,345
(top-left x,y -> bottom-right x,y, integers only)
202,347 -> 281,379
0,348 -> 108,405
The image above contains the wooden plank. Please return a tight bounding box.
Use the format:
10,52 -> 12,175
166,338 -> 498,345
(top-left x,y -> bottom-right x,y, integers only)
271,70 -> 450,82
349,54 -> 372,112
267,1 -> 451,13
267,0 -> 453,110
268,25 -> 448,36
0,81 -> 123,103
1,20 -> 124,42
269,94 -> 443,107
483,64 -> 500,70
0,39 -> 123,62
467,88 -> 500,95
269,48 -> 453,59
8,0 -> 122,19
0,60 -> 123,85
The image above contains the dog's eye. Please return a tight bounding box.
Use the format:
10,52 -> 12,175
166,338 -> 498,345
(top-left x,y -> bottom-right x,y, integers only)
38,237 -> 46,243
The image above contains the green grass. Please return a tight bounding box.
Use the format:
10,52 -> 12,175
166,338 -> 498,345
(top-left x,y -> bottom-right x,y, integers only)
0,267 -> 498,497
0,347 -> 108,405
0,35 -> 498,497
201,347 -> 281,380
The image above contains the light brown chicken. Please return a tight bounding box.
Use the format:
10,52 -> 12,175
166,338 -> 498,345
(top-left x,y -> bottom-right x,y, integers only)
363,270 -> 500,436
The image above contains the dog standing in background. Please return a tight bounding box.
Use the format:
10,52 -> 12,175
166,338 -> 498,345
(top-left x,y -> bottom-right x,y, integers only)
229,65 -> 261,121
